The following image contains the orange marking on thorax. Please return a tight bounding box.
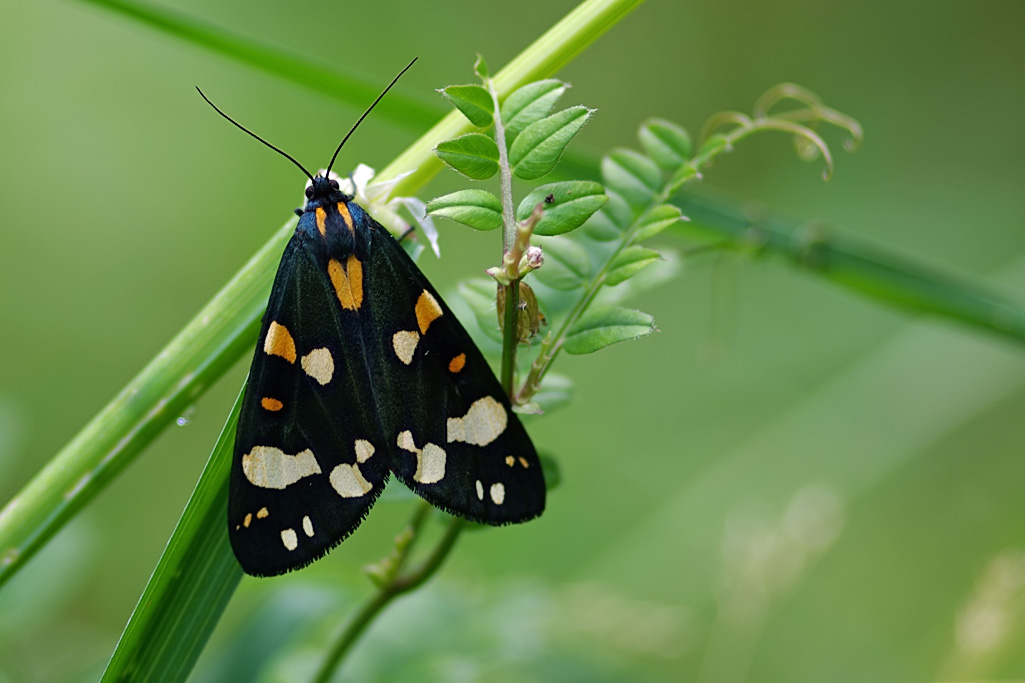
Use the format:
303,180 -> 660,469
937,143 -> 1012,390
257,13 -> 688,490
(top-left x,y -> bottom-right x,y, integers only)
337,202 -> 354,234
415,291 -> 443,334
448,353 -> 466,373
261,397 -> 284,412
315,207 -> 327,237
328,255 -> 364,310
264,321 -> 297,363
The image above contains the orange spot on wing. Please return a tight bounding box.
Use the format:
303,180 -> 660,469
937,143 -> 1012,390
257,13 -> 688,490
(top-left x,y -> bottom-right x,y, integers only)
518,457 -> 529,468
315,207 -> 327,237
448,353 -> 466,373
261,397 -> 284,412
243,513 -> 252,528
337,202 -> 354,233
415,290 -> 443,334
263,322 -> 296,363
328,255 -> 364,310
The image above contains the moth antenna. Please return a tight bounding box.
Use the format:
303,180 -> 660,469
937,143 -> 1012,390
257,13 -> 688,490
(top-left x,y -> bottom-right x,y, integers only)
196,86 -> 315,183
325,57 -> 418,176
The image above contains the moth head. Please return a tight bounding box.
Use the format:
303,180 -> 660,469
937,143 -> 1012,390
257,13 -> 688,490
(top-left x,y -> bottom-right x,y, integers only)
304,175 -> 341,201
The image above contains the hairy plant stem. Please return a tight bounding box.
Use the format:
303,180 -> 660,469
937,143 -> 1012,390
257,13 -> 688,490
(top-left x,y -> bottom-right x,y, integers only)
485,72 -> 523,397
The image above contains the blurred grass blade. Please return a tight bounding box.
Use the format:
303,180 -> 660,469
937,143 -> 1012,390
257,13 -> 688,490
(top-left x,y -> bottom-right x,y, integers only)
102,391 -> 244,683
676,187 -> 1025,346
0,0 -> 647,589
73,0 -> 439,130
0,219 -> 291,589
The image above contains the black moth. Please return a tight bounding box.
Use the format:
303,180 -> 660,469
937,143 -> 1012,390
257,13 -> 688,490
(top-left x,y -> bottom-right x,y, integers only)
201,60 -> 545,577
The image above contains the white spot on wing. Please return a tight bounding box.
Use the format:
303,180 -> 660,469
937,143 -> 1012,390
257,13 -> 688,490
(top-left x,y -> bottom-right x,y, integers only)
302,515 -> 314,537
475,480 -> 484,500
392,330 -> 420,365
354,439 -> 375,463
281,528 -> 298,551
329,463 -> 373,497
447,396 -> 508,446
301,347 -> 335,385
243,446 -> 321,489
397,430 -> 447,484
490,482 -> 505,505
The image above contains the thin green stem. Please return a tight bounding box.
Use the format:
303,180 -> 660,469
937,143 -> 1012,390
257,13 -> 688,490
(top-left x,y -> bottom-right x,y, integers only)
312,515 -> 465,683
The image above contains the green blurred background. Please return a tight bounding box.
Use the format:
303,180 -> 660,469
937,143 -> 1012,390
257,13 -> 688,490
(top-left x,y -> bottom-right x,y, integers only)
1,0 -> 1024,681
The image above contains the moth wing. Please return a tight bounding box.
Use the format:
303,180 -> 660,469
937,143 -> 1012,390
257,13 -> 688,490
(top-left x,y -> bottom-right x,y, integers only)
362,222 -> 546,524
229,235 -> 388,577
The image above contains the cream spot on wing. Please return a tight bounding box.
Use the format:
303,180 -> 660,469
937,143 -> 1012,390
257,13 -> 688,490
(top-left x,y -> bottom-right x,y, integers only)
518,457 -> 529,469
419,444 -> 446,484
392,330 -> 420,365
475,480 -> 484,500
354,439 -> 375,463
505,455 -> 515,467
263,321 -> 297,363
447,396 -> 508,446
281,528 -> 298,551
243,512 -> 252,528
415,290 -> 443,334
490,482 -> 506,505
256,507 -> 269,519
397,430 -> 416,452
396,430 -> 447,484
302,515 -> 314,537
242,446 -> 321,489
301,347 -> 335,385
329,463 -> 373,498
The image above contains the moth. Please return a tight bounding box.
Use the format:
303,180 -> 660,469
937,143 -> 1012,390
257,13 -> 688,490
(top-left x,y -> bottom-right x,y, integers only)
200,60 -> 545,577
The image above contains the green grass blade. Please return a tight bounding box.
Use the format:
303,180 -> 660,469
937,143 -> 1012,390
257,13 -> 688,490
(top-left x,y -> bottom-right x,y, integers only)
0,0 -> 646,590
73,0 -> 440,130
101,391 -> 244,683
677,187 -> 1025,345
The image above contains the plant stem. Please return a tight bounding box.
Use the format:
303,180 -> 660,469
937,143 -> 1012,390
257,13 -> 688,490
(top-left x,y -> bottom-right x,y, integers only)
311,513 -> 465,683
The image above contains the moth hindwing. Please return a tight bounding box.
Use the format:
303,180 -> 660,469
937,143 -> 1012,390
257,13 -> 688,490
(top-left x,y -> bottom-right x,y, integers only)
229,176 -> 546,576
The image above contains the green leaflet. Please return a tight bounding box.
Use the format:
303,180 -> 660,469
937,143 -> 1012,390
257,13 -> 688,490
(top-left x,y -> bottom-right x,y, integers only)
563,306 -> 656,355
639,118 -> 692,170
426,189 -> 503,231
605,245 -> 662,286
435,133 -> 500,180
601,148 -> 662,208
439,84 -> 494,127
509,106 -> 593,180
516,181 -> 607,236
634,204 -> 685,242
501,79 -> 568,142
